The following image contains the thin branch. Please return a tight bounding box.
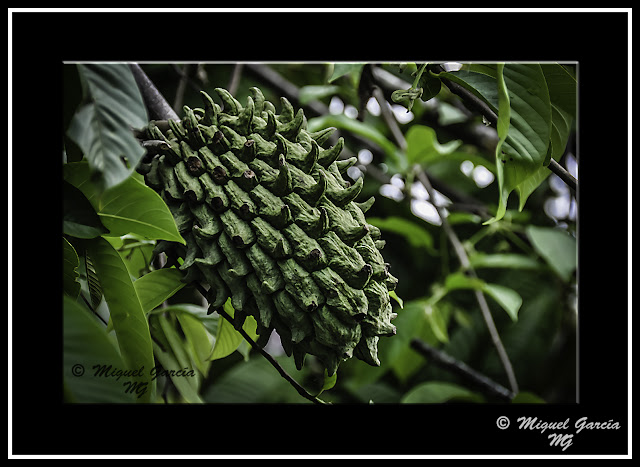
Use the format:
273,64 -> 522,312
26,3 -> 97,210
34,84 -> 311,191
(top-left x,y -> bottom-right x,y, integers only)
410,338 -> 514,401
431,64 -> 577,192
414,166 -> 519,395
227,63 -> 244,96
372,85 -> 406,151
191,283 -> 329,405
173,63 -> 195,113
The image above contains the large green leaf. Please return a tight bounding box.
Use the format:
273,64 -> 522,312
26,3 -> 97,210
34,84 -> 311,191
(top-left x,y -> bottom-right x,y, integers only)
434,64 -> 554,222
67,63 -> 148,191
63,296 -> 137,403
328,63 -> 364,83
203,355 -> 311,403
133,268 -> 187,313
526,226 -> 576,281
63,180 -> 109,239
63,238 -> 81,299
515,103 -> 572,209
540,63 -> 577,119
85,236 -> 155,402
63,161 -> 185,244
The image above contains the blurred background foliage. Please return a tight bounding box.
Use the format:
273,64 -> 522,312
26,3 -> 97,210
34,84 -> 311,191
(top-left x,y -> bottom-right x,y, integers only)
63,62 -> 577,404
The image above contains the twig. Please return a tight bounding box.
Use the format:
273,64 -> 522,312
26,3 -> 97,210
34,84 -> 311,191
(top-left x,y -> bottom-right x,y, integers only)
372,85 -> 406,151
191,283 -> 329,405
227,63 -> 244,96
414,166 -> 519,395
410,338 -> 514,401
173,64 -> 194,113
431,64 -> 577,192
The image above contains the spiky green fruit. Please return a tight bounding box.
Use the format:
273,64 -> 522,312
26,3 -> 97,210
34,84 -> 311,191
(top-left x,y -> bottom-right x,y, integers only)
137,87 -> 398,375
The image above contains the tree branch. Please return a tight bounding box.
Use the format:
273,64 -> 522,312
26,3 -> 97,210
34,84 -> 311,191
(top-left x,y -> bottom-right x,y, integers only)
129,63 -> 178,121
431,64 -> 577,192
414,166 -> 519,395
410,338 -> 514,401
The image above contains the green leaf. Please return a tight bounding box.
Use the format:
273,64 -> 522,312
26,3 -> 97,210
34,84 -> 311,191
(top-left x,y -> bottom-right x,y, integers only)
384,299 -> 441,384
469,252 -> 541,270
540,63 -> 577,119
306,114 -> 404,169
175,312 -> 213,375
444,272 -> 522,321
487,63 -> 512,224
526,226 -> 576,281
152,304 -> 219,337
133,268 -> 187,313
84,254 -> 103,309
515,103 -> 572,209
482,283 -> 522,322
106,235 -> 156,279
64,162 -> 185,244
63,295 -> 137,403
203,355 -> 310,403
491,64 -> 552,217
424,302 -> 449,344
298,85 -> 341,105
67,63 -> 148,191
434,64 -> 553,222
401,381 -> 484,403
418,70 -> 442,102
151,339 -> 203,403
328,63 -> 364,83
405,124 -> 463,167
209,299 -> 244,361
156,314 -> 200,394
63,238 -> 81,299
85,236 -> 155,402
63,180 -> 109,238
318,368 -> 338,396
444,272 -> 485,291
236,315 -> 260,361
367,216 -> 435,254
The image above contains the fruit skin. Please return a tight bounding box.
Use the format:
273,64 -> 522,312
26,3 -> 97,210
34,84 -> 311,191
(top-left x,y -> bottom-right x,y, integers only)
137,87 -> 398,375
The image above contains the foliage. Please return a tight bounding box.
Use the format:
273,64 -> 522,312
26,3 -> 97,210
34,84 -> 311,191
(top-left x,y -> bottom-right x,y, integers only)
62,62 -> 577,404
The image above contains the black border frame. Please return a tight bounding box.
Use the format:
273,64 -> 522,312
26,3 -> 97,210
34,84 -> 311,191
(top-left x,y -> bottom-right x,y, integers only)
10,9 -> 630,457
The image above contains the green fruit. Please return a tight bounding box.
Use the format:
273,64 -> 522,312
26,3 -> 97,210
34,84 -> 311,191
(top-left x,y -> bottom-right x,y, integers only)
137,87 -> 398,375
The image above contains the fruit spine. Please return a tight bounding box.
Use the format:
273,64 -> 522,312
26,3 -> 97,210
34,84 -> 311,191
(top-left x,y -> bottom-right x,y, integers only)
136,86 -> 398,375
